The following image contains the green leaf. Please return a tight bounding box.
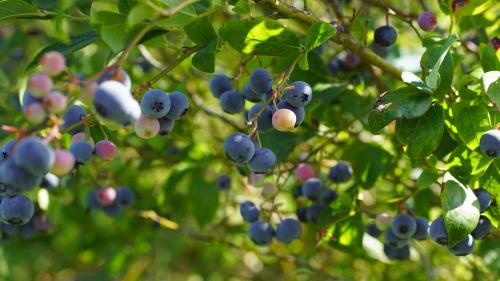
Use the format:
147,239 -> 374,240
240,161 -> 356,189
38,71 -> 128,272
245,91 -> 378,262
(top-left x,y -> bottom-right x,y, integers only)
304,22 -> 335,52
298,53 -> 309,70
368,87 -> 432,133
426,34 -> 459,90
480,165 -> 500,228
232,0 -> 249,14
188,169 -> 219,227
326,214 -> 364,254
26,31 -> 99,71
441,173 -> 480,247
416,169 -> 440,189
421,41 -> 455,99
446,145 -> 494,183
0,0 -> 38,21
396,104 -> 445,158
220,18 -> 301,56
401,71 -> 433,94
91,11 -> 128,52
184,16 -> 217,45
192,39 -> 218,73
459,0 -> 496,15
482,71 -> 500,111
479,43 -> 500,72
451,103 -> 491,150
127,4 -> 157,27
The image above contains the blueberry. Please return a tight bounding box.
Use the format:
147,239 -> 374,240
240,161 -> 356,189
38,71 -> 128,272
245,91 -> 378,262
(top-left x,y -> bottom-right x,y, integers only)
448,235 -> 475,256
384,229 -> 408,249
40,173 -> 59,190
473,188 -> 491,213
224,133 -> 255,164
276,218 -> 301,244
249,69 -> 273,94
242,83 -> 264,102
391,214 -> 417,239
479,130 -> 499,157
210,74 -> 233,98
166,91 -> 189,119
62,105 -> 86,135
140,89 -> 171,118
471,215 -> 492,240
413,217 -> 430,240
215,175 -> 231,190
283,81 -> 312,108
69,141 -> 94,164
116,187 -> 135,207
158,117 -> 174,136
102,201 -> 123,217
366,223 -> 382,237
248,103 -> 274,132
338,53 -> 361,70
93,81 -> 141,126
293,185 -> 302,198
0,194 -> 34,225
321,189 -> 339,205
418,11 -> 437,31
0,158 -> 42,192
22,91 -> 42,110
97,67 -> 132,90
248,148 -> 276,174
302,177 -> 323,200
2,140 -> 16,159
306,203 -> 324,222
86,191 -> 100,209
327,57 -> 341,76
248,220 -> 275,245
328,162 -> 353,183
277,101 -> 305,127
384,244 -> 410,261
296,207 -> 307,222
430,217 -> 448,246
220,90 -> 245,114
374,25 -> 398,47
14,137 -> 54,175
240,200 -> 260,223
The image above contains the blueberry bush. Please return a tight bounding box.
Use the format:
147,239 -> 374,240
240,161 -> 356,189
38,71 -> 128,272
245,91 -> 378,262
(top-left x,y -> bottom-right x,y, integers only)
0,0 -> 498,280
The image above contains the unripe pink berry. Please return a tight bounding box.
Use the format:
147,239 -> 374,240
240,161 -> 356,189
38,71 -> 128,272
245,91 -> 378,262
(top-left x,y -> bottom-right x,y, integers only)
50,149 -> 75,176
71,132 -> 95,147
40,51 -> 66,76
134,115 -> 160,139
272,109 -> 296,132
375,212 -> 392,231
27,72 -> 53,97
80,81 -> 97,105
23,103 -> 47,124
418,11 -> 437,31
96,187 -> 117,206
295,163 -> 315,182
95,140 -> 117,161
43,91 -> 68,113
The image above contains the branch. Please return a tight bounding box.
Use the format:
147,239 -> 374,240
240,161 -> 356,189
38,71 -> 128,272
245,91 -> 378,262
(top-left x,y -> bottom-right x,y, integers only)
191,93 -> 246,131
254,0 -> 403,80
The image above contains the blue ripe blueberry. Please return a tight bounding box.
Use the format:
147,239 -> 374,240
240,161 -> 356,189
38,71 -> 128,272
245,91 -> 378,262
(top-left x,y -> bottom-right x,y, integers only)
391,214 -> 417,239
210,74 -> 233,98
2,140 -> 16,159
249,68 -> 273,94
338,53 -> 361,70
296,207 -> 307,222
242,83 -> 264,102
140,89 -> 171,118
322,189 -> 339,205
86,191 -> 100,209
302,177 -> 323,200
384,229 -> 408,249
14,137 -> 54,175
22,91 -> 42,110
224,133 -> 255,164
0,194 -> 34,225
374,25 -> 398,47
283,81 -> 312,108
220,90 -> 245,114
277,101 -> 305,127
473,188 -> 491,213
116,187 -> 135,207
479,130 -> 500,157
366,223 -> 382,237
248,103 -> 273,132
293,185 -> 302,198
102,201 -> 123,217
448,235 -> 475,256
97,67 -> 132,90
62,105 -> 86,135
248,220 -> 275,246
248,148 -> 276,174
158,117 -> 174,136
240,200 -> 260,223
471,215 -> 492,240
40,173 -> 59,190
384,244 -> 410,261
430,217 -> 448,246
93,81 -> 141,126
413,217 -> 430,240
328,162 -> 353,183
70,141 -> 94,164
327,57 -> 341,76
0,158 -> 42,192
306,203 -> 324,222
215,175 -> 231,190
276,218 -> 301,244
166,91 -> 189,119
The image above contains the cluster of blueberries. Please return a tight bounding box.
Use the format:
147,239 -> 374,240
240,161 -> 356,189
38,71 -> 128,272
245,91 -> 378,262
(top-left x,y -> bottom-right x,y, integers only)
0,206 -> 52,242
240,201 -> 301,246
429,189 -> 493,256
86,187 -> 136,217
224,133 -> 276,174
293,163 -> 352,223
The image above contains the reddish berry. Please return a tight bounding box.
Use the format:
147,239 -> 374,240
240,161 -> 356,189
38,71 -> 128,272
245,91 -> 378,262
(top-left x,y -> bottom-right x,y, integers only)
96,187 -> 117,206
272,109 -> 296,132
95,140 -> 117,161
418,11 -> 437,31
295,163 -> 316,182
23,103 -> 46,124
40,51 -> 66,76
43,91 -> 68,113
134,115 -> 160,139
50,149 -> 75,176
27,72 -> 53,97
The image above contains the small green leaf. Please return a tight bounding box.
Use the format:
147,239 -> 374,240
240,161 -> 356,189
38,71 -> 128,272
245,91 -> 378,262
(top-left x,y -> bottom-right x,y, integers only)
127,4 -> 157,27
0,0 -> 38,21
298,53 -> 309,70
459,0 -> 496,15
401,71 -> 433,94
442,173 -> 480,247
396,104 -> 445,158
426,34 -> 459,90
421,44 -> 454,99
326,214 -> 364,254
451,103 -> 491,150
479,43 -> 500,72
482,71 -> 500,111
446,145 -> 494,183
304,22 -> 336,52
416,169 -> 440,189
184,16 -> 217,45
192,39 -> 218,73
232,0 -> 250,14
